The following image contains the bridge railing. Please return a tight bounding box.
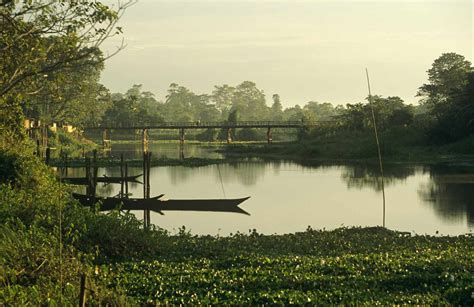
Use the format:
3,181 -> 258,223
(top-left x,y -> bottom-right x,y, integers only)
86,120 -> 329,129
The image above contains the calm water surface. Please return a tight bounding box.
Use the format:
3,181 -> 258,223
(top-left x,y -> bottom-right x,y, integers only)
67,143 -> 473,235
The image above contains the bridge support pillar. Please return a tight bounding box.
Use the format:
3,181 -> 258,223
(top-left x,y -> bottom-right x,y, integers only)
267,127 -> 273,144
102,129 -> 111,149
227,128 -> 232,144
142,128 -> 149,153
179,128 -> 185,146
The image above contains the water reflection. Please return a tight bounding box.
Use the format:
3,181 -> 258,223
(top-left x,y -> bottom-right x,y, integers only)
336,162 -> 473,228
108,142 -> 224,160
419,170 -> 474,227
340,163 -> 417,191
60,143 -> 473,235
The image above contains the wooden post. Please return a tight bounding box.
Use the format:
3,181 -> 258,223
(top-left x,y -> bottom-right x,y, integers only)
120,154 -> 124,197
147,152 -> 151,226
143,151 -> 148,227
42,124 -> 48,157
36,139 -> 41,157
79,273 -> 87,307
125,162 -> 129,198
92,150 -> 98,197
179,143 -> 184,160
227,128 -> 232,144
179,128 -> 185,146
102,129 -> 110,149
142,128 -> 149,153
45,147 -> 51,165
85,158 -> 91,196
267,127 -> 273,144
142,151 -> 152,227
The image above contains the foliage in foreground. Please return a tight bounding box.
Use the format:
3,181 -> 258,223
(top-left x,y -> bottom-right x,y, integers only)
0,141 -> 135,304
96,232 -> 474,305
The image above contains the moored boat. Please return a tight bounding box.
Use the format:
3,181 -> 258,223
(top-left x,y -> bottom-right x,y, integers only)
72,193 -> 251,215
62,174 -> 142,185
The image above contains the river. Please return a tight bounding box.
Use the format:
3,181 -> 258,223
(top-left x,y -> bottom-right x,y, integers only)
65,143 -> 473,236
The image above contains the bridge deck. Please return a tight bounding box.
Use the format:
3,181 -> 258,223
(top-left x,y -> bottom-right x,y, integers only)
85,121 -> 325,130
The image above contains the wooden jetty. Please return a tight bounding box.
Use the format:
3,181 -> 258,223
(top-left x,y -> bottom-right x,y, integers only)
72,193 -> 251,215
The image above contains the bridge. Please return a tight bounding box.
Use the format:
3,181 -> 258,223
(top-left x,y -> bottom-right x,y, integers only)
85,120 -> 320,130
84,120 -> 324,150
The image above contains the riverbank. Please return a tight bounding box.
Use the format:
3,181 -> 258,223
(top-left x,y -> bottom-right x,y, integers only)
219,132 -> 474,165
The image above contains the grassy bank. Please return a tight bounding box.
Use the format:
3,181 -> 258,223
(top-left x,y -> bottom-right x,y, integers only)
221,130 -> 474,164
1,138 -> 473,305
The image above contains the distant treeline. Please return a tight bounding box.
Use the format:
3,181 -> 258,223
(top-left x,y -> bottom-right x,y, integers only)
17,52 -> 474,144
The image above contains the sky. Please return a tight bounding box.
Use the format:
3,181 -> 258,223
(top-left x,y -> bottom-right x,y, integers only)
100,0 -> 473,107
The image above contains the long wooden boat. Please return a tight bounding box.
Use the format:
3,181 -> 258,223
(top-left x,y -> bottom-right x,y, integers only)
62,174 -> 142,185
72,193 -> 250,215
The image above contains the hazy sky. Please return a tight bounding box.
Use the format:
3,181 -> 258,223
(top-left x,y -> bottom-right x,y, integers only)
100,0 -> 473,107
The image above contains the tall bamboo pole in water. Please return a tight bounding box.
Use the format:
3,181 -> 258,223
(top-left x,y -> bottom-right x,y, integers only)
366,68 -> 386,228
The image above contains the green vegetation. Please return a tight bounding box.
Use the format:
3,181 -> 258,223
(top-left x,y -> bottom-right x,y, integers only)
44,129 -> 97,157
93,227 -> 473,305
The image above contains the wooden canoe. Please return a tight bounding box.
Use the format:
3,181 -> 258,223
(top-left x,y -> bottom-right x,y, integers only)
72,193 -> 250,215
63,174 -> 142,185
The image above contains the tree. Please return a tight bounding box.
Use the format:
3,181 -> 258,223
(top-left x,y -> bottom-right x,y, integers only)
271,94 -> 284,120
0,0 -> 134,132
23,50 -> 108,127
303,101 -> 338,121
283,104 -> 303,121
103,85 -> 164,126
417,53 -> 474,142
163,83 -> 195,122
231,81 -> 269,120
428,72 -> 474,142
212,85 -> 235,118
418,53 -> 472,117
0,1 -> 133,97
163,84 -> 219,122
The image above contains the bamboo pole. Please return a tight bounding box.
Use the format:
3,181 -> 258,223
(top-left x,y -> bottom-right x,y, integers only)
146,152 -> 151,226
143,151 -> 148,227
366,68 -> 386,228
